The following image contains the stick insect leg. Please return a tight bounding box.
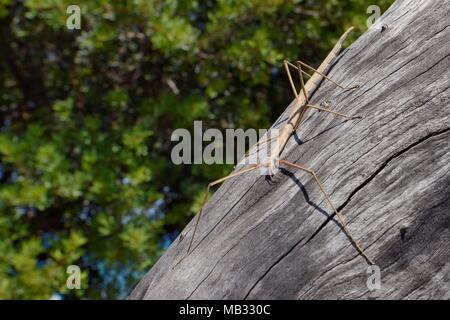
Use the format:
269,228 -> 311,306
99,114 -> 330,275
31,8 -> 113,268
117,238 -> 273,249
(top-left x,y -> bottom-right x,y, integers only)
289,61 -> 313,132
306,104 -> 361,120
291,61 -> 361,124
284,60 -> 300,98
296,61 -> 310,104
187,164 -> 263,254
279,160 -> 374,265
242,60 -> 303,162
286,60 -> 358,91
282,60 -> 306,132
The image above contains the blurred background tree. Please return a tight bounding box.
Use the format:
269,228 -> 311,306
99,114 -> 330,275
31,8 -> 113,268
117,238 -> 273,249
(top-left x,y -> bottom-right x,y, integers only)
0,0 -> 393,299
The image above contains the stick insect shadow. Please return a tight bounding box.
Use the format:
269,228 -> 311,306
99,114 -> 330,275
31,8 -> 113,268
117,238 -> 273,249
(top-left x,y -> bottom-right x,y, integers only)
294,117 -> 352,146
265,101 -> 357,154
279,167 -> 337,225
293,132 -> 304,145
279,167 -> 365,259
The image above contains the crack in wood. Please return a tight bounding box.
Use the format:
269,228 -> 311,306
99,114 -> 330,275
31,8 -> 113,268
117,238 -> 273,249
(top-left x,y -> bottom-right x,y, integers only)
305,126 -> 450,246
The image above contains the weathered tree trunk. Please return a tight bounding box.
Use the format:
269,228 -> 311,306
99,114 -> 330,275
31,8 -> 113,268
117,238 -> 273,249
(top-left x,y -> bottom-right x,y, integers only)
130,0 -> 450,299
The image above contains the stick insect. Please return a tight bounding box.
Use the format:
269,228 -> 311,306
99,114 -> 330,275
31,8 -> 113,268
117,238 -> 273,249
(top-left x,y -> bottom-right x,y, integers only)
185,27 -> 374,265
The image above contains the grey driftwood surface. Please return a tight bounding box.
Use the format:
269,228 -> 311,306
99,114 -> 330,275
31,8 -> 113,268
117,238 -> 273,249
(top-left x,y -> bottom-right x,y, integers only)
130,0 -> 450,299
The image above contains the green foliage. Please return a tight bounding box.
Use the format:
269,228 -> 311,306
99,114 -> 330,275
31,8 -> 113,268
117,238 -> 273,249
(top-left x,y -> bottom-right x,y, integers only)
0,0 -> 393,298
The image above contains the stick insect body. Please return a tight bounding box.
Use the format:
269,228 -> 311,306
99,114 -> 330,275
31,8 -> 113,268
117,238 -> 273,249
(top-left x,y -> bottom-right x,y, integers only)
185,27 -> 375,265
